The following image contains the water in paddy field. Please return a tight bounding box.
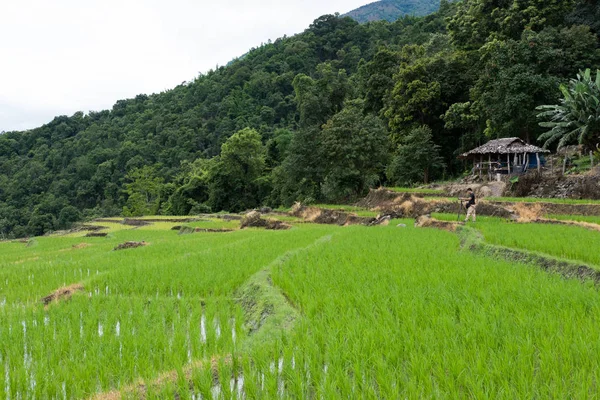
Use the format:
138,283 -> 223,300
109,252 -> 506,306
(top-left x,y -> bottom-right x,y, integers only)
200,314 -> 207,343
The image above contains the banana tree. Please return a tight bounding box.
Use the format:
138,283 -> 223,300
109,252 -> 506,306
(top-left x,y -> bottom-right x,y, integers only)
537,69 -> 600,151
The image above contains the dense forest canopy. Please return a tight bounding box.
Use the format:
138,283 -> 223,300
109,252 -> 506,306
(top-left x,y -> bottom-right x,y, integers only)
1,0 -> 599,238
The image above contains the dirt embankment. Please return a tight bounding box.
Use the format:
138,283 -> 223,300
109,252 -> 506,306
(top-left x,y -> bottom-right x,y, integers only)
289,203 -> 392,226
414,215 -> 462,232
361,188 -> 600,219
360,189 -> 515,219
241,211 -> 291,230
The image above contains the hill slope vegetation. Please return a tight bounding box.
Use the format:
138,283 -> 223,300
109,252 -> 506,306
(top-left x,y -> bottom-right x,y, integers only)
0,0 -> 599,238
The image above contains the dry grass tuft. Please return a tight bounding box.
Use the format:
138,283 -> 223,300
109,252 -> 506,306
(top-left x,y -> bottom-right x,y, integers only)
41,283 -> 84,306
513,203 -> 543,222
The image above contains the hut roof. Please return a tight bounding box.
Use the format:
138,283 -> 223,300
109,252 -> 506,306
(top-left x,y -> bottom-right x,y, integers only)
459,137 -> 550,159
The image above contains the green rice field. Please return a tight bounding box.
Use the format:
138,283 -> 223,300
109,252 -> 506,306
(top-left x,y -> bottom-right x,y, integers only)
2,213 -> 600,398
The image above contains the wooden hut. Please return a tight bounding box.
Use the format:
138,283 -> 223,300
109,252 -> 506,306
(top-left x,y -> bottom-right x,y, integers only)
459,137 -> 550,179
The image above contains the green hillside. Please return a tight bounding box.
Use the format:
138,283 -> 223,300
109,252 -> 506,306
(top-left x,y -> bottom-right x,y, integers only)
1,0 -> 599,238
344,0 -> 444,23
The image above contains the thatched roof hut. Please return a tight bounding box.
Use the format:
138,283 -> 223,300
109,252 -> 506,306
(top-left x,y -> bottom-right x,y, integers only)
460,137 -> 550,177
459,137 -> 549,159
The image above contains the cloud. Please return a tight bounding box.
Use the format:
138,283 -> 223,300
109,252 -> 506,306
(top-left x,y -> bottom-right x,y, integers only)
0,0 -> 368,132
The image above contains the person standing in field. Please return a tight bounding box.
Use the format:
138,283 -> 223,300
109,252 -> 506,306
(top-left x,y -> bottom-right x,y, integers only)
460,188 -> 476,222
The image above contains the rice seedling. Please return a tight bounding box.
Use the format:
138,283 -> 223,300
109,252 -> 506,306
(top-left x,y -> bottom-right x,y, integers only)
182,218 -> 240,230
547,214 -> 600,224
475,219 -> 600,267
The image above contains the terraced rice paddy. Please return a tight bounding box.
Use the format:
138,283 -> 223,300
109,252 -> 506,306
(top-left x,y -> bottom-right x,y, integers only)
476,219 -> 600,268
2,211 -> 600,398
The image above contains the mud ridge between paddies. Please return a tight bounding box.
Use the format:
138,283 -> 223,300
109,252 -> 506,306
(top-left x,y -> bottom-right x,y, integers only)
457,226 -> 600,284
412,216 -> 600,284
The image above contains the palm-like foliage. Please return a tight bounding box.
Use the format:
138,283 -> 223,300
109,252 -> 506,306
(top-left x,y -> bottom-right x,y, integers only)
537,69 -> 600,150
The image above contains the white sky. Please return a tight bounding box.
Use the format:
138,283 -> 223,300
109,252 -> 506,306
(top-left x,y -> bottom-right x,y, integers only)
0,0 -> 369,132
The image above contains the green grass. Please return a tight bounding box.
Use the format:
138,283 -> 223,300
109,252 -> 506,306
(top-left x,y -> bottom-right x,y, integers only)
488,196 -> 600,205
311,204 -> 369,212
431,213 -> 505,223
135,215 -> 196,221
180,218 -> 240,230
3,216 -> 600,398
547,214 -> 600,224
388,187 -> 446,194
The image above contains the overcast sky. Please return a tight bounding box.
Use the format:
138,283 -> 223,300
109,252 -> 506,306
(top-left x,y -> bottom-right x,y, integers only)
0,0 -> 369,132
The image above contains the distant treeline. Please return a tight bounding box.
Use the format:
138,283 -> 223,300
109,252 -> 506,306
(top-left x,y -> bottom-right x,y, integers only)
1,0 -> 599,237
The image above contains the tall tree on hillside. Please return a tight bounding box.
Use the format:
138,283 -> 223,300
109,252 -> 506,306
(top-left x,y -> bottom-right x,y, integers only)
320,100 -> 390,201
448,0 -> 577,49
466,26 -> 600,142
122,166 -> 165,217
386,125 -> 445,185
359,48 -> 402,114
271,126 -> 323,206
383,40 -> 471,168
293,63 -> 350,128
537,69 -> 600,151
207,128 -> 267,212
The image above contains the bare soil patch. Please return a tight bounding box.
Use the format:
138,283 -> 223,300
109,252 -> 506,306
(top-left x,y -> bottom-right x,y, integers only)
122,219 -> 151,227
414,215 -> 462,232
241,211 -> 292,230
41,283 -> 84,306
86,232 -> 108,237
113,241 -> 148,251
290,204 -> 372,226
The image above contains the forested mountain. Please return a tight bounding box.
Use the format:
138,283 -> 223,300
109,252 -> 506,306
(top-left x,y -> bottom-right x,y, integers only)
1,0 -> 599,238
344,0 -> 443,23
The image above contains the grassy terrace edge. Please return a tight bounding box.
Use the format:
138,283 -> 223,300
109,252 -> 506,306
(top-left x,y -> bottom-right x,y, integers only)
458,225 -> 600,280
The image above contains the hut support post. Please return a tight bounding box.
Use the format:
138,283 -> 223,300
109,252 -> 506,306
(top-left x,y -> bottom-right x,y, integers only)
536,153 -> 541,172
507,154 -> 511,174
480,155 -> 483,179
